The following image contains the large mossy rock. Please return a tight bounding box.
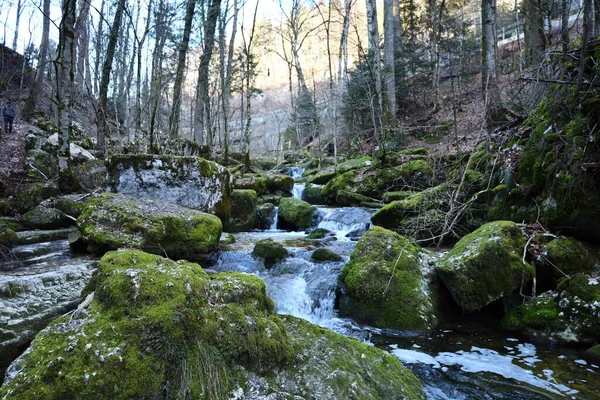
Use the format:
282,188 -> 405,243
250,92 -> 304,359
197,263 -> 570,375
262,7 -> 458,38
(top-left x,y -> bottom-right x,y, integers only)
0,250 -> 425,400
322,160 -> 433,205
72,160 -> 107,191
436,221 -> 534,312
371,184 -> 450,243
338,226 -> 437,331
310,156 -> 374,185
0,224 -> 18,248
252,238 -> 288,267
106,154 -> 231,219
302,183 -> 324,204
224,189 -> 257,232
15,183 -> 60,214
22,207 -> 67,230
278,197 -> 316,230
503,274 -> 600,344
541,237 -> 600,278
77,193 -> 222,261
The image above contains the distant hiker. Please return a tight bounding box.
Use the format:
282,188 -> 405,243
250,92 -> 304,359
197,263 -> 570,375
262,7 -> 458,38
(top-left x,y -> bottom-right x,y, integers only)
2,101 -> 16,134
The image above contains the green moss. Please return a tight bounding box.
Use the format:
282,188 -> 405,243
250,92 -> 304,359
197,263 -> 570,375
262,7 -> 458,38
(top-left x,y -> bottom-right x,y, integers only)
252,238 -> 288,267
339,227 -> 436,331
0,223 -> 18,248
265,174 -> 294,193
302,183 -> 324,204
311,248 -> 342,262
22,207 -> 67,229
78,193 -> 222,261
234,175 -> 268,194
224,189 -> 257,232
502,295 -> 564,331
278,197 -> 316,230
436,221 -> 534,312
306,228 -> 331,239
543,237 -> 600,277
382,191 -> 414,203
399,147 -> 429,156
15,183 -> 60,214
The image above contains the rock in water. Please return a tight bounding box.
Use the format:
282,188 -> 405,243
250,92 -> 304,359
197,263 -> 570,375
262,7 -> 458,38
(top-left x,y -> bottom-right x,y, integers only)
106,154 -> 231,219
278,197 -> 316,230
77,193 -> 222,261
339,226 -> 437,331
224,189 -> 257,232
0,250 -> 425,400
436,221 -> 534,312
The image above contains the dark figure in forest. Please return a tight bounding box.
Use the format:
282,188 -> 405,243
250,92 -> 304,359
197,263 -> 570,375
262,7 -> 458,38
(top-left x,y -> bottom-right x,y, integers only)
2,102 -> 16,134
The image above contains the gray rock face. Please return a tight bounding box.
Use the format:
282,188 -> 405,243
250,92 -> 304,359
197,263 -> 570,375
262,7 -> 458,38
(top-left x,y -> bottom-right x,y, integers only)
0,240 -> 97,380
106,154 -> 231,219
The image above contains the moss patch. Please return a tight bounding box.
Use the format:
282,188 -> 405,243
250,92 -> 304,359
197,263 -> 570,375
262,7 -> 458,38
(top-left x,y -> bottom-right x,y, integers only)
311,248 -> 342,262
436,221 -> 534,312
224,189 -> 257,232
278,197 -> 316,230
252,238 -> 288,267
339,226 -> 436,331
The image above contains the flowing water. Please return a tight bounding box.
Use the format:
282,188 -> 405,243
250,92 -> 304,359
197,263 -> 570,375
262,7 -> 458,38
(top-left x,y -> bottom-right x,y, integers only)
211,177 -> 600,399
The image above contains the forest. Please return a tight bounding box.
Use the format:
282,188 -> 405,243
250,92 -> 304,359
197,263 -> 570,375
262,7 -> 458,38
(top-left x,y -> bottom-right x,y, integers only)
0,0 -> 600,398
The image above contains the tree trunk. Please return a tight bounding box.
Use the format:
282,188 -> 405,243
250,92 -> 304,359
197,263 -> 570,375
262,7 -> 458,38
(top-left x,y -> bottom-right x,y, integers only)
12,0 -> 24,51
578,0 -> 593,90
75,0 -> 91,102
96,0 -> 126,153
481,0 -> 501,129
219,0 -> 238,164
23,0 -> 50,120
365,0 -> 385,145
384,0 -> 397,116
168,0 -> 197,140
194,0 -> 222,145
524,0 -> 546,69
55,0 -> 76,189
561,0 -> 570,53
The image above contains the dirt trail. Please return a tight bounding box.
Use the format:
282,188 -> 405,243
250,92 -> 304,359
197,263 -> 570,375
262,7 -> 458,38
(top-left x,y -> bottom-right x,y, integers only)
0,123 -> 26,179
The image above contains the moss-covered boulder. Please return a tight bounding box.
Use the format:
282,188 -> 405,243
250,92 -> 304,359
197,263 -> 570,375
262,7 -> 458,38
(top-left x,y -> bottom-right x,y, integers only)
278,197 -> 316,230
265,174 -> 294,193
15,183 -> 60,214
252,238 -> 288,267
106,154 -> 231,220
306,228 -> 331,239
77,193 -> 222,261
0,224 -> 18,248
541,237 -> 600,278
436,221 -> 534,312
22,207 -> 67,230
503,274 -> 600,344
24,150 -> 58,180
72,160 -> 107,191
302,183 -> 324,204
310,156 -> 374,185
0,250 -> 425,399
256,203 -> 276,230
224,189 -> 257,232
322,160 -> 433,206
233,174 -> 268,194
338,227 -> 437,331
311,248 -> 342,262
52,195 -> 90,219
383,191 -> 415,203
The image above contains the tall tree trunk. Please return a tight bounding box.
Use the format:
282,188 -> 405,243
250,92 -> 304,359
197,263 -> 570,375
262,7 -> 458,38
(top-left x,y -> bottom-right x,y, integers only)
594,0 -> 600,37
561,0 -> 570,53
337,0 -> 353,86
219,0 -> 238,164
148,0 -> 168,152
481,0 -> 501,129
168,0 -> 197,140
56,0 -> 76,188
384,0 -> 397,117
365,0 -> 384,145
96,0 -> 126,153
578,0 -> 594,90
94,0 -> 106,95
12,0 -> 24,50
75,0 -> 91,102
23,0 -> 51,120
194,0 -> 222,145
524,0 -> 546,69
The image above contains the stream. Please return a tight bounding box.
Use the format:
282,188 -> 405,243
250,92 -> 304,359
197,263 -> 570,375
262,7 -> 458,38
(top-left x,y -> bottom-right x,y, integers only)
209,172 -> 600,400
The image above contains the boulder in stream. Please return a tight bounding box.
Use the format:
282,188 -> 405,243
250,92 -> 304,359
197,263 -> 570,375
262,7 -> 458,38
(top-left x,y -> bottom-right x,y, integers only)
0,250 -> 425,400
436,221 -> 534,312
224,189 -> 257,232
252,238 -> 288,267
256,203 -> 276,230
77,193 -> 222,261
22,207 -> 67,230
278,197 -> 316,230
106,154 -> 231,219
311,248 -> 342,262
339,226 -> 437,331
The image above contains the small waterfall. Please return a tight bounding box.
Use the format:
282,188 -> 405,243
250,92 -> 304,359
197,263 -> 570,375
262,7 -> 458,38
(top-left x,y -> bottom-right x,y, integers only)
292,183 -> 306,200
288,167 -> 305,179
317,207 -> 373,240
269,207 -> 279,230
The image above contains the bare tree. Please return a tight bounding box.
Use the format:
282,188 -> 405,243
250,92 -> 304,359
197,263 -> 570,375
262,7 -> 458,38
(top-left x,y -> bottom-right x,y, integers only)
11,0 -> 24,51
194,0 -> 222,145
524,0 -> 546,69
23,0 -> 50,120
168,0 -> 197,140
481,0 -> 501,129
97,0 -> 126,153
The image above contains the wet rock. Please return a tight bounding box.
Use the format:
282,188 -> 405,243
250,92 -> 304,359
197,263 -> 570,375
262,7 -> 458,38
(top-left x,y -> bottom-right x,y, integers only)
436,221 -> 534,312
0,250 -> 425,400
224,189 -> 257,232
306,228 -> 331,239
106,154 -> 231,219
311,248 -> 342,262
256,203 -> 275,230
339,226 -> 437,331
22,206 -> 66,230
17,228 -> 77,245
252,238 -> 288,267
265,174 -> 294,193
77,193 -> 222,261
503,274 -> 600,344
278,197 -> 316,230
302,183 -> 324,205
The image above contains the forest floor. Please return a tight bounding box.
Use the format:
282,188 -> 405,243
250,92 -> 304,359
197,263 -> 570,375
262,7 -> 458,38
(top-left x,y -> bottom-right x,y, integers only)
0,123 -> 25,178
